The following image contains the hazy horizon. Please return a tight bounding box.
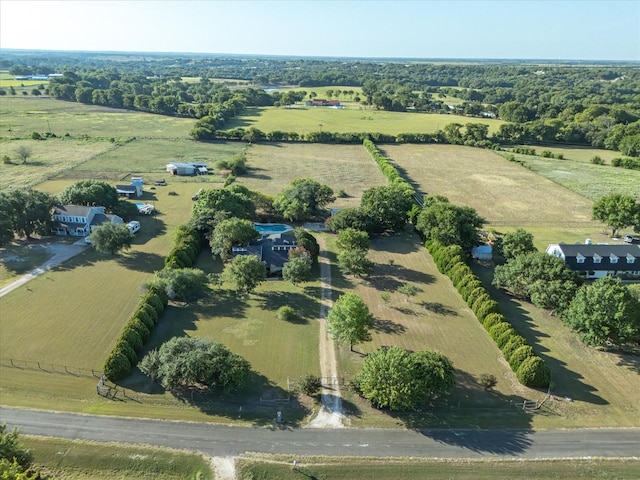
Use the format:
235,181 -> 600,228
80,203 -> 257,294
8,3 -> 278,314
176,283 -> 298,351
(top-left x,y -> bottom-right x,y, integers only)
1,1 -> 638,62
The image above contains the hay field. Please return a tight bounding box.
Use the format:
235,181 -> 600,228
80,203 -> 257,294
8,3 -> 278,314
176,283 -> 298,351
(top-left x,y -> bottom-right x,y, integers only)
0,138 -> 112,190
238,143 -> 388,209
381,144 -> 597,227
0,97 -> 196,140
228,106 -> 504,136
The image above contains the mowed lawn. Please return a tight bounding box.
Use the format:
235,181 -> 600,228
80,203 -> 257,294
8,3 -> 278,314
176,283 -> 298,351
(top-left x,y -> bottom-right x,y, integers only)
381,144 -> 598,227
238,143 -> 388,209
227,105 -> 504,136
324,232 -> 539,429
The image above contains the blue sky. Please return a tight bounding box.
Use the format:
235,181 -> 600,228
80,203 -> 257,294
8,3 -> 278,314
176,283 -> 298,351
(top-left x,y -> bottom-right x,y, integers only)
1,1 -> 638,60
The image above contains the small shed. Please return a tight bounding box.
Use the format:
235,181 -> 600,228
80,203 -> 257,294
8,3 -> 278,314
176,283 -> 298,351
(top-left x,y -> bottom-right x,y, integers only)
472,245 -> 493,261
166,162 -> 196,176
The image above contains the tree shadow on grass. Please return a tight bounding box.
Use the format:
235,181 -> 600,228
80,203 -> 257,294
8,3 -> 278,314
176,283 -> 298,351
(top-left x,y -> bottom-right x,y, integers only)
387,370 -> 536,455
613,350 -> 640,374
420,301 -> 458,317
370,230 -> 422,254
254,290 -> 320,324
368,263 -> 434,291
373,318 -> 406,334
116,251 -> 165,273
470,263 -> 608,406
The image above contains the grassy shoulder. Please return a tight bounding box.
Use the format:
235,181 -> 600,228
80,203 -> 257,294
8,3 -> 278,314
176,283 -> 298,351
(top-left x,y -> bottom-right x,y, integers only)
22,436 -> 213,479
237,455 -> 640,480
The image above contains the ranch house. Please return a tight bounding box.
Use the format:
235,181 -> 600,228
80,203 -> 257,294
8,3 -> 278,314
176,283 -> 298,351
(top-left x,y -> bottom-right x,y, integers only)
231,232 -> 297,275
545,242 -> 640,280
52,205 -> 123,238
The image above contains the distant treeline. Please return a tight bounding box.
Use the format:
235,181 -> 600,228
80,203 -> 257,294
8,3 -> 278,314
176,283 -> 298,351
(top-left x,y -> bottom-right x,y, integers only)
2,51 -> 639,155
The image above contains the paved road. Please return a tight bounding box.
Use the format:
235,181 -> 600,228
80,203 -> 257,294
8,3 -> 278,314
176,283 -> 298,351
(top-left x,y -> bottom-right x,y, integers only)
2,407 -> 639,459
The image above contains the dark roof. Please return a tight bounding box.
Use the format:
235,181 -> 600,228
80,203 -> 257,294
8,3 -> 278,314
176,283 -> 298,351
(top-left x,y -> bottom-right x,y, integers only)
244,232 -> 298,272
554,243 -> 640,257
550,243 -> 640,272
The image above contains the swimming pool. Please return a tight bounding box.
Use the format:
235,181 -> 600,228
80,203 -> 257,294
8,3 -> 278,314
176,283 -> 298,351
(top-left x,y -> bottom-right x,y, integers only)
253,223 -> 293,235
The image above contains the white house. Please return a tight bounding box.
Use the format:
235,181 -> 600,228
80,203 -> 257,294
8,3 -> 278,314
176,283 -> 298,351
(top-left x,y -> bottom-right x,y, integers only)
166,162 -> 208,176
52,205 -> 123,237
546,242 -> 640,280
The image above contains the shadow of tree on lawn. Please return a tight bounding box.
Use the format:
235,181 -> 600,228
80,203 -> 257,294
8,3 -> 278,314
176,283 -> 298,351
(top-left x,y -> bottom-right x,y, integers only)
420,301 -> 458,317
373,318 -> 406,334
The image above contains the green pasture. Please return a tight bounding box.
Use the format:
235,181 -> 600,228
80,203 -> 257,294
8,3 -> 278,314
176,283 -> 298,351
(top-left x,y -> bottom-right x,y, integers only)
0,97 -> 196,140
0,138 -> 113,190
237,456 -> 640,480
23,436 -> 214,480
70,137 -> 244,180
226,106 -> 504,136
503,150 -> 640,201
238,143 -> 387,209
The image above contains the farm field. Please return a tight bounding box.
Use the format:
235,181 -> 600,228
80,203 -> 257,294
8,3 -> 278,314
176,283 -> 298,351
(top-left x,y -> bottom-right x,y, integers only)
0,96 -> 196,140
380,143 -> 604,228
227,105 -> 504,136
505,150 -> 640,201
238,143 -> 388,209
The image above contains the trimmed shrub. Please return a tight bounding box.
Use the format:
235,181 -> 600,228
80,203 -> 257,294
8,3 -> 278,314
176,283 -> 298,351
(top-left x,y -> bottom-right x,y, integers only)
449,264 -> 472,287
115,339 -> 138,365
139,303 -> 159,323
127,318 -> 151,342
103,350 -> 131,381
474,299 -> 500,322
134,308 -> 155,330
496,328 -> 518,349
121,328 -> 143,353
458,280 -> 483,301
442,255 -> 465,275
483,313 -> 506,331
502,335 -> 528,360
508,345 -> 535,371
590,155 -> 604,165
516,356 -> 551,387
143,292 -> 165,316
276,305 -> 297,322
488,322 -> 513,342
466,287 -> 489,308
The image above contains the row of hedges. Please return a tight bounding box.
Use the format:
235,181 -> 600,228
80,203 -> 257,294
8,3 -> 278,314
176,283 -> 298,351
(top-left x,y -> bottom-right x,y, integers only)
165,224 -> 204,269
362,139 -> 416,198
427,240 -> 551,388
612,157 -> 640,170
103,225 -> 202,381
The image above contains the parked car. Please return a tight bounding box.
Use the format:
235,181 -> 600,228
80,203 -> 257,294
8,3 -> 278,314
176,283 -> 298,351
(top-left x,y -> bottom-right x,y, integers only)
623,234 -> 639,244
192,188 -> 204,201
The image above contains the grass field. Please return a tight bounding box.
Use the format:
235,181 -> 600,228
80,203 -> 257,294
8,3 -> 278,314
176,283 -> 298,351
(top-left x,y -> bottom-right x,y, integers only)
227,105 -> 504,136
23,436 -> 214,479
237,456 -> 640,480
0,96 -> 196,140
504,150 -> 640,201
238,143 -> 388,209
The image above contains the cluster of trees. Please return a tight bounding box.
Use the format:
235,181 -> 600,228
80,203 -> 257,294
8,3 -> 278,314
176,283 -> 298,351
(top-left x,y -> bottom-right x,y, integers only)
591,193 -> 640,238
336,228 -> 373,278
352,346 -> 455,411
6,49 -> 638,154
492,227 -> 640,349
272,178 -> 335,221
139,336 -> 250,394
0,424 -> 39,479
0,189 -> 56,244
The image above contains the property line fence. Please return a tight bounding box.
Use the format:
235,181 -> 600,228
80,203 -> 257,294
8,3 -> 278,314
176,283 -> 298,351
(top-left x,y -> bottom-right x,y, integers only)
0,357 -> 102,378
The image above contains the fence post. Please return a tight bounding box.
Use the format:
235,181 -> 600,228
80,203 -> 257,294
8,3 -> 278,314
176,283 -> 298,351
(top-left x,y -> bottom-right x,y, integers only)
10,359 -> 14,367
37,362 -> 41,370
